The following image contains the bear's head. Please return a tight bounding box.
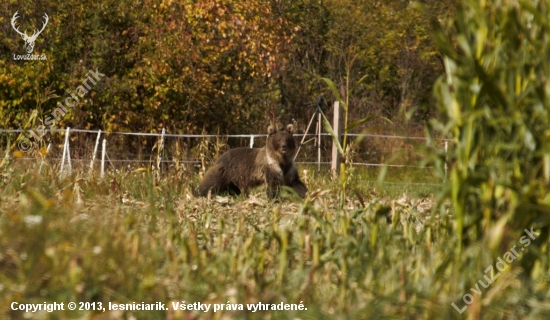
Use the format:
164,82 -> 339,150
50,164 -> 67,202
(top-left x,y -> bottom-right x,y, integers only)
266,124 -> 297,164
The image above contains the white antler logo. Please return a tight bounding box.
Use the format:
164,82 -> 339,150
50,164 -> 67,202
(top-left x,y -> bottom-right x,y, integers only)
11,11 -> 49,54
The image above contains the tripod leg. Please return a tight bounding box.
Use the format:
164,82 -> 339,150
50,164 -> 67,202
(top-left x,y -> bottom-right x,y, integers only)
294,112 -> 317,161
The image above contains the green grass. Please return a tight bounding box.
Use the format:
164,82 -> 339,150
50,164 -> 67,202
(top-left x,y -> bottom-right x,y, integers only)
0,161 -> 549,319
299,164 -> 443,199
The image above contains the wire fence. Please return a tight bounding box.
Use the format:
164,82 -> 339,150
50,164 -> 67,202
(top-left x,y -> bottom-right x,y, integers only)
0,128 -> 450,185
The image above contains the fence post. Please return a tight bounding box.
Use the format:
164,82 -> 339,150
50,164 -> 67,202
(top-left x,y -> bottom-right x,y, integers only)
59,127 -> 72,178
157,128 -> 165,173
90,130 -> 101,176
67,128 -> 72,175
101,139 -> 106,178
331,101 -> 341,177
249,135 -> 254,148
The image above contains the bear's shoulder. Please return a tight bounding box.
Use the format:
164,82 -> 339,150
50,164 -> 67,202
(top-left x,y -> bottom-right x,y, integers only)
216,147 -> 261,164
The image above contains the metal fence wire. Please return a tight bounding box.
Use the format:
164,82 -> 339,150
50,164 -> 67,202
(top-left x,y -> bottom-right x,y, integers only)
0,128 -> 450,183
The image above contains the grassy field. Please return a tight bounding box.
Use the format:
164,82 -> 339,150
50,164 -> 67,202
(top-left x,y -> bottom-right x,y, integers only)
0,160 -> 548,319
4,0 -> 550,318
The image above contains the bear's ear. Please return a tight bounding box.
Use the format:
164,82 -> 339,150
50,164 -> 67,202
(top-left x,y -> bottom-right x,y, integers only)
286,124 -> 294,133
268,125 -> 275,135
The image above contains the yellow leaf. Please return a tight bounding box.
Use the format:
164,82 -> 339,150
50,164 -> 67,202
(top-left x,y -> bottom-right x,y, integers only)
13,150 -> 24,158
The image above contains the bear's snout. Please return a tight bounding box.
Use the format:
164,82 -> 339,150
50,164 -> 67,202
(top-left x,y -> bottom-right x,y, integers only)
281,143 -> 288,153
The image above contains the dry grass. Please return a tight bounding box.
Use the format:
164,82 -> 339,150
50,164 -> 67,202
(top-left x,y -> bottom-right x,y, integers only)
0,161 -> 548,319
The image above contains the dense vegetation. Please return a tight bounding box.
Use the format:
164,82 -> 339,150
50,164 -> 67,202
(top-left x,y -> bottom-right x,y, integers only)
1,0 -> 453,137
0,163 -> 542,319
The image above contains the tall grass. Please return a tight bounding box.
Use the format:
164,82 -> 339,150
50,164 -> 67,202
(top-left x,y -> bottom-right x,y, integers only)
1,162 -> 549,319
428,0 -> 550,280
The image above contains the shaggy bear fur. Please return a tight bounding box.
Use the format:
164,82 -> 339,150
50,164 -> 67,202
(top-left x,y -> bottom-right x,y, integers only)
198,124 -> 308,199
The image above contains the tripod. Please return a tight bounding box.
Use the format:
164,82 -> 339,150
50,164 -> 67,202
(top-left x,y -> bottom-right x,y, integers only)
294,97 -> 325,173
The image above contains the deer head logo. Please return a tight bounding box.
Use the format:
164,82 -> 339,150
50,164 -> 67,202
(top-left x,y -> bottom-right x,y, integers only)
11,11 -> 49,54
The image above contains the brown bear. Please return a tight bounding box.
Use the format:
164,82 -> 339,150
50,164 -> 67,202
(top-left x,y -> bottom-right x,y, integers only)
198,124 -> 308,199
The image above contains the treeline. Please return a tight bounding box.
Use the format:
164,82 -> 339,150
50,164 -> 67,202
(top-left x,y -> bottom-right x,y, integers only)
0,0 -> 455,137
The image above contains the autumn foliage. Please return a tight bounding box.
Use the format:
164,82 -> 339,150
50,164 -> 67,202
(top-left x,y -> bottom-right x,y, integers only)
0,0 -> 453,136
